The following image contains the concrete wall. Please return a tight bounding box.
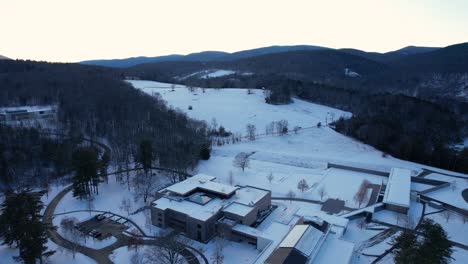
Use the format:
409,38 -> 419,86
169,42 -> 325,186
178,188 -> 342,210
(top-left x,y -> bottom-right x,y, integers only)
327,163 -> 389,177
384,204 -> 409,214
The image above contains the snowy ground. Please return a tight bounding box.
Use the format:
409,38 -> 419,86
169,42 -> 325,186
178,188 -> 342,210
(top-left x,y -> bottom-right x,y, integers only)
128,80 -> 468,263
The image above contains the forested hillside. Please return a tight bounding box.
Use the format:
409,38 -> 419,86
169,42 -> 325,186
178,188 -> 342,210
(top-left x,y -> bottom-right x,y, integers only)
0,60 -> 210,186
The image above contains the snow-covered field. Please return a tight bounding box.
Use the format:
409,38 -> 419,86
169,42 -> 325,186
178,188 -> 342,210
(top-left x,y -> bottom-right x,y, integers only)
2,80 -> 465,263
128,80 -> 468,264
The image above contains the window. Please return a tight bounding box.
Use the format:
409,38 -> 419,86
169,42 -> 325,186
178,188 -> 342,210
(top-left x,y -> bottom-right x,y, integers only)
197,224 -> 202,229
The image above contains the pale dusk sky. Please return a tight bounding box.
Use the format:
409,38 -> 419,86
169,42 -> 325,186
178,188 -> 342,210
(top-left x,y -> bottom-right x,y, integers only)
1,0 -> 467,62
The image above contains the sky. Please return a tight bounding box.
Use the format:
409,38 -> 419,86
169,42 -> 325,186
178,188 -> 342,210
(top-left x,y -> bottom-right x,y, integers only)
1,0 -> 467,62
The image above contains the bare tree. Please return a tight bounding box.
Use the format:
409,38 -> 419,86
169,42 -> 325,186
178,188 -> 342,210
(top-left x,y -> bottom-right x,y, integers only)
211,118 -> 218,133
451,180 -> 457,191
144,234 -> 193,264
246,124 -> 256,141
297,179 -> 310,193
228,170 -> 234,186
265,122 -> 275,135
134,171 -> 162,203
266,172 -> 274,184
354,180 -> 371,208
293,126 -> 301,134
233,152 -> 250,171
120,196 -> 133,216
60,217 -> 83,258
442,210 -> 452,223
276,120 -> 289,136
211,239 -> 225,264
286,190 -> 296,202
318,186 -> 327,201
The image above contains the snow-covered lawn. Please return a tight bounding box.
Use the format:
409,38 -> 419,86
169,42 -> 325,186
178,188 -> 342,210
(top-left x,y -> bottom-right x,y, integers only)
424,173 -> 468,209
425,211 -> 468,245
128,80 -> 350,135
0,242 -> 96,264
127,80 -> 468,263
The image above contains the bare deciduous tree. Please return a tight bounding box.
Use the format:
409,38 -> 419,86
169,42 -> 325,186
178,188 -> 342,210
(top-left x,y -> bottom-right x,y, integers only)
297,179 -> 310,193
144,234 -> 193,264
246,124 -> 256,141
120,196 -> 133,216
266,172 -> 274,184
286,190 -> 296,202
293,126 -> 301,134
134,171 -> 162,203
318,186 -> 327,201
276,120 -> 289,136
233,152 -> 250,172
228,170 -> 234,186
442,210 -> 452,223
265,122 -> 275,135
354,180 -> 371,208
60,217 -> 82,258
211,239 -> 225,264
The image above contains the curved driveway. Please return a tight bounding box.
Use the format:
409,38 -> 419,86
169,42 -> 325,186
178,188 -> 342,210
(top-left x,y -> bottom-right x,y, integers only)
43,184 -> 204,264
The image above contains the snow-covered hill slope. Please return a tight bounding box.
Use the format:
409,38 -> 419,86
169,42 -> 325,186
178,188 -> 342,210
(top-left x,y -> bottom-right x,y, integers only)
128,80 -> 350,134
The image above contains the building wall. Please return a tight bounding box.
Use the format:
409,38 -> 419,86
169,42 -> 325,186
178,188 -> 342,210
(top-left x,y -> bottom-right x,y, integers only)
384,204 -> 409,214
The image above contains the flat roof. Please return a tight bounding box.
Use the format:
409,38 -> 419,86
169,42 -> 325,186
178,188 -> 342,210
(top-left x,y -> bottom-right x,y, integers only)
383,168 -> 412,208
232,224 -> 264,238
165,174 -> 238,196
232,186 -> 269,206
313,234 -> 355,264
279,225 -> 325,257
222,202 -> 254,217
153,196 -> 228,221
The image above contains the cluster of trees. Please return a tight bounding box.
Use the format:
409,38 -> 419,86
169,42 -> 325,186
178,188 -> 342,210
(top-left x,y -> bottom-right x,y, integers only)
0,191 -> 53,263
0,124 -> 84,191
0,60 -> 211,179
71,147 -> 107,199
393,219 -> 453,264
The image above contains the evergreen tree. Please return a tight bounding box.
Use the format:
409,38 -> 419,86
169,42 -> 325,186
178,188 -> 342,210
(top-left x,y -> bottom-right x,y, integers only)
72,147 -> 100,199
418,219 -> 453,264
393,219 -> 453,264
137,139 -> 154,174
393,231 -> 418,263
0,192 -> 54,263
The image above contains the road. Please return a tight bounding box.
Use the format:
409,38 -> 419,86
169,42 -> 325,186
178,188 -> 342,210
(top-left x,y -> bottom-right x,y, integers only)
43,184 -> 204,264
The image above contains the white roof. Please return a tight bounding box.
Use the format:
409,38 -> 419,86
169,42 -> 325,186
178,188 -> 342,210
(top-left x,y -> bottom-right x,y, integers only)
165,174 -> 238,196
232,224 -> 264,238
153,196 -> 229,221
313,234 -> 355,264
383,168 -> 412,208
279,225 -> 326,258
222,202 -> 254,217
232,186 -> 269,206
279,225 -> 309,248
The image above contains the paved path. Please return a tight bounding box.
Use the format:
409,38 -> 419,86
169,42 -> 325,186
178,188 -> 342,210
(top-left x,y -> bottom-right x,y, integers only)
43,182 -> 204,264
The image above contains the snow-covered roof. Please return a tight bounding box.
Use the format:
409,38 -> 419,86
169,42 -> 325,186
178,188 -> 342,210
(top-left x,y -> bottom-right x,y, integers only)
165,174 -> 238,197
313,234 -> 355,264
153,196 -> 228,221
232,186 -> 269,206
383,168 -> 412,208
302,211 -> 349,228
232,224 -> 265,238
154,175 -> 270,221
222,202 -> 254,217
279,225 -> 325,257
